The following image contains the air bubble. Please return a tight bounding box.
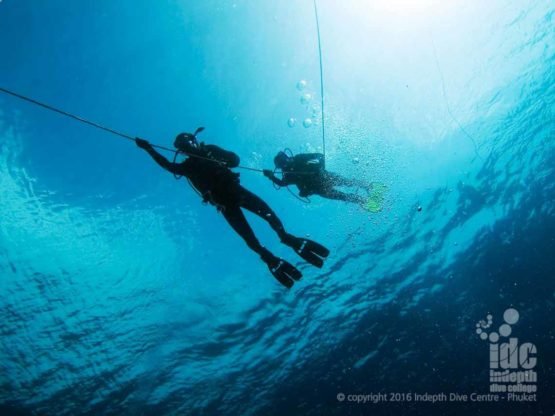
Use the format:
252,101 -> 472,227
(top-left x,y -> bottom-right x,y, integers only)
296,80 -> 307,91
300,93 -> 312,105
303,118 -> 313,128
287,118 -> 296,128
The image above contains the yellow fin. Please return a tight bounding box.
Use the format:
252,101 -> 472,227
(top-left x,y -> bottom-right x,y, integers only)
363,183 -> 388,213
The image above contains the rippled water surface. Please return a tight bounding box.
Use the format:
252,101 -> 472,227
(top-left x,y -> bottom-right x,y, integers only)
1,1 -> 554,415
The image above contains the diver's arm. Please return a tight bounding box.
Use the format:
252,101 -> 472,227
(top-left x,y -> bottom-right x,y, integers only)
136,139 -> 180,174
202,144 -> 240,168
263,170 -> 287,186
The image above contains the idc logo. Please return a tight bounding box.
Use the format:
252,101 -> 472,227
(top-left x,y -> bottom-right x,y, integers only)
476,308 -> 538,401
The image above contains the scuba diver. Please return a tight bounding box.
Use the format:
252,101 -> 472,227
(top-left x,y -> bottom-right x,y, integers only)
263,151 -> 373,205
135,129 -> 329,288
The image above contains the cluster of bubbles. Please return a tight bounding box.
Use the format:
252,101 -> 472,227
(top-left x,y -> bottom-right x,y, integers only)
287,80 -> 320,129
476,308 -> 519,343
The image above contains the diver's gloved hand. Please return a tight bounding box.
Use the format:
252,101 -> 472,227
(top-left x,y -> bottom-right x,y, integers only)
263,169 -> 274,178
135,138 -> 152,150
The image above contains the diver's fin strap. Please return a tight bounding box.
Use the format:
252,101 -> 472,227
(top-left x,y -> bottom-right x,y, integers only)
271,260 -> 284,273
296,240 -> 307,254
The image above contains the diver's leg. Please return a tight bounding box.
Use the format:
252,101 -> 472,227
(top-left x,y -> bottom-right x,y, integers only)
221,205 -> 265,254
326,171 -> 370,190
238,187 -> 288,239
324,171 -> 350,186
320,188 -> 365,204
221,205 -> 301,287
238,187 -> 330,268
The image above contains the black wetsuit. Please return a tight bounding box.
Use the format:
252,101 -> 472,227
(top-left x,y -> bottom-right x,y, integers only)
268,153 -> 368,203
141,144 -> 289,256
138,139 -> 330,287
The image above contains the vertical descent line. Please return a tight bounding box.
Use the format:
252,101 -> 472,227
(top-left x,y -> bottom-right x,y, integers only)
313,0 -> 326,159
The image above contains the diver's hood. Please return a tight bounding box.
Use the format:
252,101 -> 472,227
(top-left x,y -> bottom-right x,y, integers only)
274,151 -> 289,168
174,127 -> 205,152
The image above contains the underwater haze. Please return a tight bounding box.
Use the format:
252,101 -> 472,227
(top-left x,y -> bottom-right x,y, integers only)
1,0 -> 554,415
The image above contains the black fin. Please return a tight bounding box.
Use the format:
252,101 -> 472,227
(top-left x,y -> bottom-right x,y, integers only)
277,260 -> 302,281
304,239 -> 330,258
298,249 -> 324,268
261,250 -> 301,288
282,235 -> 330,268
269,259 -> 302,288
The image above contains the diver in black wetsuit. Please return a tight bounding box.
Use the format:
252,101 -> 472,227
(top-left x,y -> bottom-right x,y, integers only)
135,130 -> 329,288
263,151 -> 372,204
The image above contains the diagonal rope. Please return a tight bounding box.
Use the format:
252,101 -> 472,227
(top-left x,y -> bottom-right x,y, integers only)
0,86 -> 170,154
0,86 -> 264,171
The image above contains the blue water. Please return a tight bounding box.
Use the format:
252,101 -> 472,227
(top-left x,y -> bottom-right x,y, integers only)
1,1 -> 554,415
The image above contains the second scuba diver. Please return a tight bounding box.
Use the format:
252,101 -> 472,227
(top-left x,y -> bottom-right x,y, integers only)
136,129 -> 329,288
263,151 -> 373,205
